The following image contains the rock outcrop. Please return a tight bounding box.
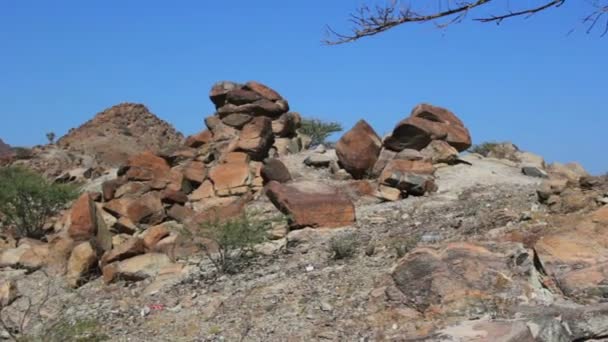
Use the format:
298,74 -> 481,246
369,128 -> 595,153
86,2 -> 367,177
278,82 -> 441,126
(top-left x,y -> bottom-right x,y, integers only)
0,138 -> 12,163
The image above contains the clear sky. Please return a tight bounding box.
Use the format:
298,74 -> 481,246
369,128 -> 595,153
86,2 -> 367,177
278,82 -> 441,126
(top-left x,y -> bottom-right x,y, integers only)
1,1 -> 606,174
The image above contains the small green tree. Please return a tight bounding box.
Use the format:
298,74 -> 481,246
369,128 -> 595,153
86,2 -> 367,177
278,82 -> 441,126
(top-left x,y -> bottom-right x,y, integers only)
328,232 -> 359,260
184,212 -> 279,274
46,132 -> 56,144
299,118 -> 343,146
0,166 -> 78,239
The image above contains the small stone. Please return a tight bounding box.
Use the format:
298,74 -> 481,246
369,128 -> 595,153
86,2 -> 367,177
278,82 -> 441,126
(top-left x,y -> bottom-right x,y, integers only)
303,154 -> 333,168
320,301 -> 333,312
522,166 -> 548,178
305,265 -> 314,272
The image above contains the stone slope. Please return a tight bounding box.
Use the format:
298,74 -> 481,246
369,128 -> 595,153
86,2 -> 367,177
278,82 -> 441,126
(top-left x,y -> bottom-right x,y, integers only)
57,103 -> 184,168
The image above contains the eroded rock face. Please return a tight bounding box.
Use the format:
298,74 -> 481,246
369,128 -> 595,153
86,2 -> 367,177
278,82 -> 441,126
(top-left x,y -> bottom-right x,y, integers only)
391,242 -> 547,316
265,181 -> 356,228
261,159 -> 292,184
384,103 -> 471,152
336,120 -> 382,179
66,242 -> 98,288
102,253 -> 173,284
69,193 -> 98,241
534,209 -> 608,302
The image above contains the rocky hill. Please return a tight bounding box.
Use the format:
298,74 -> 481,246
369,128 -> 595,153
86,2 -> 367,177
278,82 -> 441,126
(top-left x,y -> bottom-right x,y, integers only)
57,103 -> 184,168
1,82 -> 607,341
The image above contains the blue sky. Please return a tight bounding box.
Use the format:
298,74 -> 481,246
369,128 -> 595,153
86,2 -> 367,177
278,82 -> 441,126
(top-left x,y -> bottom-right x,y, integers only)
0,1 -> 606,174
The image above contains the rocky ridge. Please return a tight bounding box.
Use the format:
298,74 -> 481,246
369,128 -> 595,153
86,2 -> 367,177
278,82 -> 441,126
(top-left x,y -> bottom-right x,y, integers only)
0,82 -> 607,341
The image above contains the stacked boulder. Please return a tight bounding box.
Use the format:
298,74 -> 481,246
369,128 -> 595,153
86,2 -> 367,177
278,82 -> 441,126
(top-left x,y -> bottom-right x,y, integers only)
335,103 -> 471,201
11,81 -> 312,287
205,81 -> 308,158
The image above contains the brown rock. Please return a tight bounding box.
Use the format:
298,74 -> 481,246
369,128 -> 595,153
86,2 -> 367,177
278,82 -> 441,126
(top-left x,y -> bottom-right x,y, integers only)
265,181 -> 356,228
125,151 -> 171,181
420,140 -> 459,164
101,177 -> 126,202
384,103 -> 472,152
102,253 -> 173,284
115,182 -> 151,199
126,192 -> 165,224
161,189 -> 188,205
221,113 -> 253,128
209,81 -> 240,107
217,99 -> 287,118
66,241 -> 98,288
272,112 -> 301,137
375,185 -> 402,202
100,237 -> 145,267
220,152 -> 250,164
184,130 -> 213,148
380,159 -> 435,185
244,81 -> 283,101
225,88 -> 262,105
192,195 -> 250,224
69,193 -> 97,241
371,148 -> 397,178
237,117 -> 274,159
0,280 -> 17,307
182,161 -> 206,184
114,217 -> 138,234
190,180 -> 215,201
336,120 -> 382,179
208,161 -> 251,192
392,242 -> 540,315
167,204 -> 195,223
593,206 -> 608,225
143,225 -> 171,250
261,159 -> 292,184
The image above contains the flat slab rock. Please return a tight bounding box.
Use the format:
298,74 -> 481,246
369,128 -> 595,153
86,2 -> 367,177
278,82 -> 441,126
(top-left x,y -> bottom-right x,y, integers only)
265,180 -> 356,228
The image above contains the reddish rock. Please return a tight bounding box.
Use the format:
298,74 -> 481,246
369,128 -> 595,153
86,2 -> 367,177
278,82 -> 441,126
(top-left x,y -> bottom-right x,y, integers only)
336,120 -> 382,179
420,140 -> 459,164
244,81 -> 283,101
190,180 -> 215,201
384,104 -> 471,152
100,237 -> 145,267
265,181 -> 356,229
125,151 -> 171,181
192,195 -> 250,224
261,159 -> 292,184
380,160 -> 435,181
209,81 -> 240,108
182,161 -> 206,184
225,88 -> 262,105
114,217 -> 138,235
208,161 -> 251,192
161,189 -> 188,205
143,225 -> 171,251
69,193 -> 97,241
114,182 -> 151,199
167,204 -> 195,223
126,192 -> 165,224
184,130 -> 213,148
237,117 -> 274,159
220,152 -> 250,164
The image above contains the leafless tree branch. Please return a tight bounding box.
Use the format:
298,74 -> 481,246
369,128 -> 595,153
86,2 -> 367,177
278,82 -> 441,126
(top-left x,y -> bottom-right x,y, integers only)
325,0 -> 608,44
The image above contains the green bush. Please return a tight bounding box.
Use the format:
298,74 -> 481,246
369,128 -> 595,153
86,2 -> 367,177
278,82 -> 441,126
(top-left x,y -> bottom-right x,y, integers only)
185,212 -> 278,274
299,118 -> 343,146
468,141 -> 519,161
0,166 -> 78,239
328,232 -> 359,260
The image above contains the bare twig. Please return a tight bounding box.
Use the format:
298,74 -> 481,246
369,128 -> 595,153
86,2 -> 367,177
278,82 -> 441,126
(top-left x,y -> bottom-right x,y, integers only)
325,0 -> 608,44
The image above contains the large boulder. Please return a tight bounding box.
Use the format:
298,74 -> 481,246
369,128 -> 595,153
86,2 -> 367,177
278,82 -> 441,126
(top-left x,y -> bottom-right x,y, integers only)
69,193 -> 98,241
208,161 -> 251,196
124,151 -> 171,182
265,181 -> 356,228
236,117 -> 274,159
102,253 -> 173,284
261,159 -> 292,184
534,209 -> 608,302
384,103 -> 471,152
66,242 -> 98,288
336,120 -> 382,179
391,242 -> 547,317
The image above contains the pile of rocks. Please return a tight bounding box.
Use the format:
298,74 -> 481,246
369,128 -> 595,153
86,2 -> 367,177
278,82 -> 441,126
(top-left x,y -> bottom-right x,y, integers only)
0,81 -> 314,288
334,103 -> 472,201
